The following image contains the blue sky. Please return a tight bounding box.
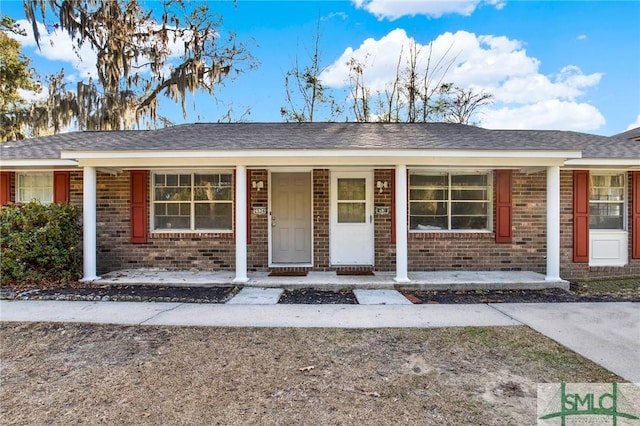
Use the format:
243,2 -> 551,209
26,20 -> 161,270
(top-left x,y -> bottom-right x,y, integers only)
3,0 -> 639,135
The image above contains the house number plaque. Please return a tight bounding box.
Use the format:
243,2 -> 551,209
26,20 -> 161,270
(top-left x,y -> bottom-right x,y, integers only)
252,207 -> 267,215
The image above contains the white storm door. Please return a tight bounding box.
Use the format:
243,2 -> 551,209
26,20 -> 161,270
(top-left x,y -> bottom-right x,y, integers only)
330,171 -> 374,266
271,172 -> 312,264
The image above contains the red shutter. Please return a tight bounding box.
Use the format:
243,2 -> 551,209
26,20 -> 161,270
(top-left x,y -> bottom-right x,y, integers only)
130,170 -> 148,244
0,172 -> 10,205
53,171 -> 70,204
495,170 -> 512,243
633,172 -> 640,259
573,170 -> 589,262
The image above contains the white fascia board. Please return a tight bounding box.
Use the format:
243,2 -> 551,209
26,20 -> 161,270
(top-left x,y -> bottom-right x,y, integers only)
0,159 -> 78,169
565,158 -> 640,167
62,148 -> 582,160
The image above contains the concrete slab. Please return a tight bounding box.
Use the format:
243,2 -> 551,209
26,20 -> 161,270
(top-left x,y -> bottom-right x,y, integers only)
92,269 -> 566,291
143,304 -> 520,328
491,302 -> 640,383
0,300 -> 181,325
1,300 -> 520,328
226,287 -> 284,305
353,289 -> 413,305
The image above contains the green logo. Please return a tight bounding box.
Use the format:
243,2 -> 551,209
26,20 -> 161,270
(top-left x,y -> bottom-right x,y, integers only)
538,383 -> 640,425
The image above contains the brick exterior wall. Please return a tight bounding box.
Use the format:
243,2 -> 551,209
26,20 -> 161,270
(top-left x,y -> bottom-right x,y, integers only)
559,170 -> 640,279
95,171 -> 235,274
4,168 -> 638,279
407,170 -> 548,273
312,169 -> 330,270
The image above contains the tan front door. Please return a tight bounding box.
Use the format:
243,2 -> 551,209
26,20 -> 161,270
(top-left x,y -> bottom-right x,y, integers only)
271,172 -> 312,264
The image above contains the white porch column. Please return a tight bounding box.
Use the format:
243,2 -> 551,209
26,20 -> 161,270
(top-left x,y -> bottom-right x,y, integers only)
546,166 -> 561,281
234,165 -> 249,283
81,166 -> 99,282
394,165 -> 410,283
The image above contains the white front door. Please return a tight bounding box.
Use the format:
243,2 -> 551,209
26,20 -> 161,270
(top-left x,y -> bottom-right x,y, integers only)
330,171 -> 374,266
271,172 -> 312,264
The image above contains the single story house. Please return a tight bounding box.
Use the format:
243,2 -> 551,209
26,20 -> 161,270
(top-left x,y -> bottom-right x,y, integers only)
1,122 -> 639,284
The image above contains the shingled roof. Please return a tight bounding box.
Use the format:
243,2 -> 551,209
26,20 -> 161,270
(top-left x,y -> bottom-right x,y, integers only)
1,122 -> 639,161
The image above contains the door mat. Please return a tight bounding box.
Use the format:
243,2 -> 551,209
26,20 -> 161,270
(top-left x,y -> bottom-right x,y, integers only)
336,270 -> 375,276
268,271 -> 308,277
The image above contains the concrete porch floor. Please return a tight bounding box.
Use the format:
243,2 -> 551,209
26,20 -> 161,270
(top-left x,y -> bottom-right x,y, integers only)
94,269 -> 569,291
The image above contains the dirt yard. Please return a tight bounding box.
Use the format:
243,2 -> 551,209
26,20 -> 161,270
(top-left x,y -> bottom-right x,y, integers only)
0,323 -> 621,425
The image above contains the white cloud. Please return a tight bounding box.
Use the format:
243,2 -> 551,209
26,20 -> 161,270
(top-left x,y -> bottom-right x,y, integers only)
10,19 -> 98,79
482,100 -> 605,131
320,29 -> 605,131
577,34 -> 587,40
627,114 -> 640,130
353,0 -> 505,20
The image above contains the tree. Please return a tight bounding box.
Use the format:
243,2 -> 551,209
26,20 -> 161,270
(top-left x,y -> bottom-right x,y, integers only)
437,83 -> 493,125
0,16 -> 41,142
281,18 -> 341,122
23,0 -> 254,133
347,57 -> 371,122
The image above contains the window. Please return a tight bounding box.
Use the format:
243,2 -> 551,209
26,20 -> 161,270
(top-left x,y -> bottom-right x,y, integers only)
152,172 -> 233,231
16,172 -> 53,203
337,178 -> 366,223
589,173 -> 625,230
409,171 -> 491,231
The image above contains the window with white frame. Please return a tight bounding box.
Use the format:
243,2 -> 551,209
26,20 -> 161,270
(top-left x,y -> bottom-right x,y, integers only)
152,172 -> 233,231
589,173 -> 625,230
409,171 -> 491,231
16,172 -> 53,203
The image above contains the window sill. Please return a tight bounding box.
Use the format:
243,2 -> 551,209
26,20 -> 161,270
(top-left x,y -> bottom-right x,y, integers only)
151,231 -> 233,239
409,230 -> 493,240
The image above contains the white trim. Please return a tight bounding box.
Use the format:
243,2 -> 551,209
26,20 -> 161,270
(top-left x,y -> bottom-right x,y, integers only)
233,166 -> 248,283
62,148 -> 582,160
546,166 -> 561,282
0,159 -> 78,168
394,165 -> 410,283
81,167 -> 100,282
565,159 -> 640,167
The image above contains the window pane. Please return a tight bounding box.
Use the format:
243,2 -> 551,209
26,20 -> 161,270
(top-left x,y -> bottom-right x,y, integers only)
338,179 -> 365,201
338,202 -> 365,223
452,202 -> 488,215
451,174 -> 487,186
195,203 -> 232,229
410,174 -> 447,187
410,216 -> 447,230
590,188 -> 624,201
451,189 -> 488,201
155,187 -> 190,201
410,189 -> 447,201
589,203 -> 624,229
452,216 -> 487,230
410,201 -> 447,216
590,174 -> 624,188
194,186 -> 232,201
154,203 -> 190,230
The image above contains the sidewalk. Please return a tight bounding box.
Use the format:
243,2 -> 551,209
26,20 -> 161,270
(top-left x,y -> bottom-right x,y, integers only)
1,297 -> 638,383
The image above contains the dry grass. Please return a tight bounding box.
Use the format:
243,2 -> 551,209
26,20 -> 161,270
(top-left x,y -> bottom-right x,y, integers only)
0,323 -> 621,425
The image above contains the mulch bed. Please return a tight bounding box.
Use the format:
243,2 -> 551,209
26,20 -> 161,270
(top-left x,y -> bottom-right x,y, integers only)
1,279 -> 638,304
0,285 -> 236,304
279,288 -> 358,304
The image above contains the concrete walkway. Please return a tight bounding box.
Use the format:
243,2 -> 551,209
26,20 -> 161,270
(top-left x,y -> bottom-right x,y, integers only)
1,299 -> 637,383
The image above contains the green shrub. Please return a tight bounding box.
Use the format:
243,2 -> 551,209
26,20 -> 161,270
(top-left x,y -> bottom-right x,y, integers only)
1,202 -> 82,285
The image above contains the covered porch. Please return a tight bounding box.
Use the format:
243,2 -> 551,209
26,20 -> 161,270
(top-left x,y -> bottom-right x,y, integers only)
94,269 -> 569,291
